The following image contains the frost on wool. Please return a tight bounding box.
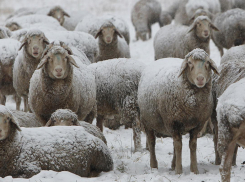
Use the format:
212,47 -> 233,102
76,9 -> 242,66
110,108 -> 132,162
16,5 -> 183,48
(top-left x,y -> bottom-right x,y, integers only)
0,39 -> 20,66
185,48 -> 209,61
51,109 -> 78,122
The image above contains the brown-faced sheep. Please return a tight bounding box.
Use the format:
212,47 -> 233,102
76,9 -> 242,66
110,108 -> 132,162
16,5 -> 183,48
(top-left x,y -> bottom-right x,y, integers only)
131,0 -> 162,41
13,29 -> 49,112
29,42 -> 96,125
138,49 -> 219,174
0,107 -> 113,178
47,6 -> 70,25
5,22 -> 22,31
154,16 -> 219,60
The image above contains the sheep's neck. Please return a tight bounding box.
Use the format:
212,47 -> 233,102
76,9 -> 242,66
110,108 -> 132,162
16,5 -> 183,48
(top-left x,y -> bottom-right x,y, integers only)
98,38 -> 119,60
23,47 -> 41,74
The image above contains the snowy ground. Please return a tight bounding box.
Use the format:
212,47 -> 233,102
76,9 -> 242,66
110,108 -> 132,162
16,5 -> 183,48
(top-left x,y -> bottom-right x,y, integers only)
1,0 -> 245,182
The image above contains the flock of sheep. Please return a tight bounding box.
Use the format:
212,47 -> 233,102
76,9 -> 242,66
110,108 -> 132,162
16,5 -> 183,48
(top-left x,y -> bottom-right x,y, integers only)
0,0 -> 245,181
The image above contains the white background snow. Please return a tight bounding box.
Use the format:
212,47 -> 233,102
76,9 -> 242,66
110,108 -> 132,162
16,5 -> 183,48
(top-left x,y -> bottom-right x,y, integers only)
0,0 -> 244,181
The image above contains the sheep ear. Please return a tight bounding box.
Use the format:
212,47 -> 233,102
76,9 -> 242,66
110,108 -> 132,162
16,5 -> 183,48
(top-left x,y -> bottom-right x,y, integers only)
115,28 -> 123,38
6,29 -> 12,37
208,58 -> 219,75
10,117 -> 21,131
187,23 -> 196,33
60,42 -> 73,55
18,37 -> 28,51
178,59 -> 188,77
43,36 -> 50,45
45,119 -> 53,127
210,23 -> 219,31
47,9 -> 53,16
63,11 -> 70,17
37,55 -> 49,69
95,28 -> 102,39
68,55 -> 79,68
72,120 -> 80,126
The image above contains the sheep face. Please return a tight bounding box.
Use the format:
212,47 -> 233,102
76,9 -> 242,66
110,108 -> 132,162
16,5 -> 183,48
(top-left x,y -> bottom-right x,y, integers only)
179,49 -> 219,88
188,16 -> 219,40
6,22 -> 21,31
95,22 -> 123,44
19,31 -> 50,59
37,44 -> 79,79
48,6 -> 70,25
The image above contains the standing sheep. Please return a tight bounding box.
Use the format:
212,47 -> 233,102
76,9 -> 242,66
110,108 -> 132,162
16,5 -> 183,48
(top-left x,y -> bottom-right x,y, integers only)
29,42 -> 96,125
131,0 -> 162,41
154,16 -> 219,60
45,109 -> 107,144
216,78 -> 245,182
95,22 -> 130,62
212,8 -> 245,57
0,39 -> 21,110
88,58 -> 145,152
138,49 -> 219,174
13,29 -> 49,112
0,109 -> 113,178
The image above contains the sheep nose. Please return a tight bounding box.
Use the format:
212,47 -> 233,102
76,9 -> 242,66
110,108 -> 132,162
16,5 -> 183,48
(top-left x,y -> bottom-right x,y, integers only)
197,76 -> 204,82
204,30 -> 209,34
33,46 -> 39,52
55,68 -> 62,73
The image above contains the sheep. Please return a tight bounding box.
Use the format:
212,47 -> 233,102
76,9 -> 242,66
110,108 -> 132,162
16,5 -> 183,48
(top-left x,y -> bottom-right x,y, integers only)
46,6 -> 70,26
219,0 -> 234,12
5,22 -> 22,31
211,8 -> 245,57
88,58 -> 145,152
131,0 -> 162,41
0,105 -> 41,127
75,14 -> 130,45
232,0 -> 245,9
166,0 -> 181,19
216,78 -> 245,182
159,11 -> 172,27
0,107 -> 113,178
0,39 -> 21,110
95,22 -> 130,62
154,16 -> 219,60
62,11 -> 89,31
0,27 -> 12,38
45,109 -> 107,144
211,44 -> 245,166
13,29 -> 50,112
138,48 -> 219,174
29,42 -> 96,126
175,0 -> 221,25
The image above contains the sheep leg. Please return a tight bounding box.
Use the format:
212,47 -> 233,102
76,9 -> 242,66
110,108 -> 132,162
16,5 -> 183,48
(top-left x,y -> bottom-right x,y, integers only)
171,146 -> 176,170
218,47 -> 224,57
148,24 -> 152,39
220,141 -> 237,182
0,94 -> 6,105
212,111 -> 221,165
232,145 -> 238,166
173,132 -> 182,174
97,114 -> 105,132
144,126 -> 158,168
132,117 -> 142,152
23,96 -> 29,112
84,105 -> 97,124
15,95 -> 21,111
189,129 -> 199,174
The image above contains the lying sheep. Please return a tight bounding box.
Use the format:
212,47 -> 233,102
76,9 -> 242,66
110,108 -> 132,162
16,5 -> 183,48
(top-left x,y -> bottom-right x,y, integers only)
88,58 -> 145,152
131,0 -> 162,41
0,26 -> 12,38
211,44 -> 245,165
75,14 -> 130,45
138,49 -> 219,174
13,29 -> 49,112
154,16 -> 219,60
46,6 -> 70,25
159,11 -> 172,27
45,109 -> 107,144
95,22 -> 130,62
5,22 -> 22,31
0,105 -> 41,127
0,107 -> 113,178
216,78 -> 245,182
212,8 -> 245,57
29,42 -> 96,125
0,39 -> 21,110
175,0 -> 221,25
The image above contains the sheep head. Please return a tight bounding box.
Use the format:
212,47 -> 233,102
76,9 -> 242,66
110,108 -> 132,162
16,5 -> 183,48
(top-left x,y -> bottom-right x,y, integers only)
45,109 -> 80,126
189,9 -> 213,24
37,42 -> 79,79
19,29 -> 50,59
0,105 -> 21,141
95,21 -> 123,44
179,48 -> 219,88
48,6 -> 70,25
188,16 -> 219,40
5,22 -> 21,31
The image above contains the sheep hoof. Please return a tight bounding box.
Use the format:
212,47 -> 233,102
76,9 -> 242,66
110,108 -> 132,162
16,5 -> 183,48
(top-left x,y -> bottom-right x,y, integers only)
134,146 -> 142,153
175,167 -> 182,174
150,159 -> 158,169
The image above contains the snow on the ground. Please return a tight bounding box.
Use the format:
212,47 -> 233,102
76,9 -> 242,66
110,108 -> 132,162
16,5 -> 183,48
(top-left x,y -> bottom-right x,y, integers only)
0,0 -> 243,182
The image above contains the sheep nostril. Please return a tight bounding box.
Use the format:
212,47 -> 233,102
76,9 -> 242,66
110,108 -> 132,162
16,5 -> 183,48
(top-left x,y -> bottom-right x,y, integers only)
55,68 -> 62,73
197,76 -> 204,82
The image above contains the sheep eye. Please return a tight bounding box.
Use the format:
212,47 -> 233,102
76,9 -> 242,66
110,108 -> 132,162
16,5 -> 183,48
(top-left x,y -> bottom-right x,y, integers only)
4,120 -> 7,123
188,61 -> 192,65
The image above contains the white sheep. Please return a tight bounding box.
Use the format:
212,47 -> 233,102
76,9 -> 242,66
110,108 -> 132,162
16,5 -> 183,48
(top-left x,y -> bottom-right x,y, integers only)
138,49 -> 219,174
13,29 -> 50,112
216,78 -> 245,182
0,107 -> 113,178
154,16 -> 219,60
29,42 -> 96,125
0,39 -> 21,110
75,14 -> 130,45
88,58 -> 145,152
